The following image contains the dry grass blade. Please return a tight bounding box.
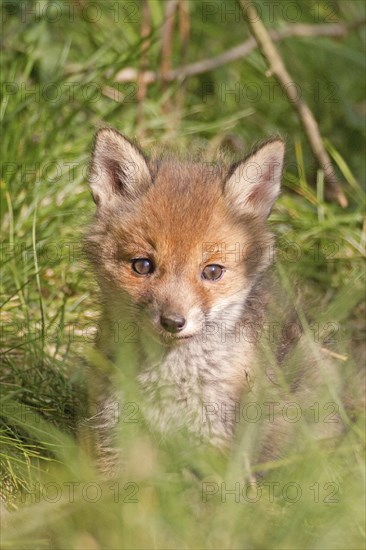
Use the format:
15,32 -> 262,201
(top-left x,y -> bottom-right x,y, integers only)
238,0 -> 348,208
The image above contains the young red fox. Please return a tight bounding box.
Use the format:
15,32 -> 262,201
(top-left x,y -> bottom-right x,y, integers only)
84,128 -> 342,476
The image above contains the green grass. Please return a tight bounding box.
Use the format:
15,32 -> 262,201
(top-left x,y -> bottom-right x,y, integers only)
1,1 -> 365,548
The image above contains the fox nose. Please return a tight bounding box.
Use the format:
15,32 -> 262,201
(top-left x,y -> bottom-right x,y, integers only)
160,313 -> 186,333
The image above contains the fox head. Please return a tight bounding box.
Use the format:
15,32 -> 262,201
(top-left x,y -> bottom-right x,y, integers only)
86,128 -> 285,345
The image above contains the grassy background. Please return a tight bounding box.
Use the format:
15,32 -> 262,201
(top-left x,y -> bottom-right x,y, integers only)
1,0 -> 365,548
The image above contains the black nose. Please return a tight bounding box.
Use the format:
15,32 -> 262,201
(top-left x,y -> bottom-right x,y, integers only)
160,313 -> 186,333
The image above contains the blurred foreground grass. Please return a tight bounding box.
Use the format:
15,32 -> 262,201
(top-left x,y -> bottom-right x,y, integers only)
0,1 -> 365,548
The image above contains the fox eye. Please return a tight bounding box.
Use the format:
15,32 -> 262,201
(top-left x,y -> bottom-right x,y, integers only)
202,264 -> 224,281
132,258 -> 154,275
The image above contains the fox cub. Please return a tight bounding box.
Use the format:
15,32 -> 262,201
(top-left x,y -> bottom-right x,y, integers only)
84,128 -> 339,476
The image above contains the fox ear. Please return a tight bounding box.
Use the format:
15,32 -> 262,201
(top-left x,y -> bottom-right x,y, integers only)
89,128 -> 151,205
224,139 -> 285,219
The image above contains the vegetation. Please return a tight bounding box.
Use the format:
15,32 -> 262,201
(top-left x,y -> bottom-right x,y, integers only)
1,1 -> 365,548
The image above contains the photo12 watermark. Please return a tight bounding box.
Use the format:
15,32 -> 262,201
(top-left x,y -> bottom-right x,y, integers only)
202,480 -> 340,504
1,2 -> 141,24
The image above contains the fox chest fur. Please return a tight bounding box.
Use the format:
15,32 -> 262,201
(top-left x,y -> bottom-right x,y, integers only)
85,128 -> 285,469
100,293 -> 262,448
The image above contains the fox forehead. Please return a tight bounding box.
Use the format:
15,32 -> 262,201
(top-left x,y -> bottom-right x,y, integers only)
111,159 -> 249,266
147,157 -> 224,218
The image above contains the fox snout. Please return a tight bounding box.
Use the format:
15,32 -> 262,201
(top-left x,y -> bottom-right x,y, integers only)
139,281 -> 205,341
152,296 -> 201,339
160,311 -> 186,333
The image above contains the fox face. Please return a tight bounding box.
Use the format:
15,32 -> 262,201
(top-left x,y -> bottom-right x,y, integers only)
86,128 -> 285,347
